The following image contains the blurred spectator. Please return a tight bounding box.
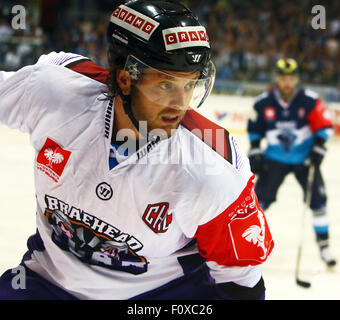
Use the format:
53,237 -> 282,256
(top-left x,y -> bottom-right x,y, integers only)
0,15 -> 13,39
202,0 -> 340,86
0,0 -> 339,87
4,43 -> 20,69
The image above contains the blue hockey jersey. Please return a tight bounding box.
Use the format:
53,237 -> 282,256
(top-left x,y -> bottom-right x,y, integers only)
247,88 -> 333,164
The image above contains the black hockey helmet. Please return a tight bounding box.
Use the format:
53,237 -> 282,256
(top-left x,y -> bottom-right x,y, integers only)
107,0 -> 212,73
106,0 -> 216,136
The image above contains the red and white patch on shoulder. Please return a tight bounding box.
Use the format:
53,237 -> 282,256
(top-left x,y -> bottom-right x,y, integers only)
37,138 -> 71,182
194,176 -> 274,267
228,209 -> 273,263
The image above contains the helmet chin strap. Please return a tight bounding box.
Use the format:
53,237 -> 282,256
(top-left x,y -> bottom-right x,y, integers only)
117,88 -> 148,139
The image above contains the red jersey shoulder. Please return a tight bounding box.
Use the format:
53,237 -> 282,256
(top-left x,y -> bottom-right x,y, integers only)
194,175 -> 274,267
65,59 -> 109,84
181,109 -> 233,164
307,98 -> 333,132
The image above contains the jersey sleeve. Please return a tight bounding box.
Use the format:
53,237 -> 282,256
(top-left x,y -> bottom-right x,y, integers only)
37,51 -> 109,84
0,52 -> 85,131
0,66 -> 35,132
0,71 -> 16,82
0,52 -> 107,134
195,175 -> 273,267
36,51 -> 90,68
182,130 -> 275,288
247,97 -> 266,142
307,98 -> 334,141
194,174 -> 274,286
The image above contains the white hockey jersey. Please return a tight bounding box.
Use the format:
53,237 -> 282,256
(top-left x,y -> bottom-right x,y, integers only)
0,52 -> 274,299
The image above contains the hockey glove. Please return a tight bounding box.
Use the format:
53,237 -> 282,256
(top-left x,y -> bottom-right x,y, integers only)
309,137 -> 327,167
248,140 -> 264,174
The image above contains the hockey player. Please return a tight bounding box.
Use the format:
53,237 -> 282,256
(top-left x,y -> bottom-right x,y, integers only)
247,58 -> 336,267
0,0 -> 273,300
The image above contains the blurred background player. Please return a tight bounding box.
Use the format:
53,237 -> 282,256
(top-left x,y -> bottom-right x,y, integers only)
247,58 -> 336,267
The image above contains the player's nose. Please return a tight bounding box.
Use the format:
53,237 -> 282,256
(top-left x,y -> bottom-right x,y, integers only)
167,90 -> 188,110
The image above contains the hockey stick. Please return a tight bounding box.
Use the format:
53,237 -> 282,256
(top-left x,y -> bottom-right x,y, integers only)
295,164 -> 315,288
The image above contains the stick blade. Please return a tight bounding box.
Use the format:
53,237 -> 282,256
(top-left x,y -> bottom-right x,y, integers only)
296,278 -> 311,288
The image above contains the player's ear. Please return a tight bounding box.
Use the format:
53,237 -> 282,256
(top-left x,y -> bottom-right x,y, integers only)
116,69 -> 131,95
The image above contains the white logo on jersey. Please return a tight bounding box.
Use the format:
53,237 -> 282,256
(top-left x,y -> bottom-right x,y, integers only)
242,211 -> 267,260
44,148 -> 64,168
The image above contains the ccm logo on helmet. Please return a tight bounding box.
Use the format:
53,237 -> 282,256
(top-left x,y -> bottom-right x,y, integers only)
111,5 -> 159,41
162,26 -> 210,51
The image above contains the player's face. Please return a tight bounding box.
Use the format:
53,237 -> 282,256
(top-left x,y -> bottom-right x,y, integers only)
131,69 -> 200,137
276,74 -> 298,99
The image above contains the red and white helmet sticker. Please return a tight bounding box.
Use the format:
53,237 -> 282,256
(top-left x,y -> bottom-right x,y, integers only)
110,5 -> 160,41
162,26 -> 210,51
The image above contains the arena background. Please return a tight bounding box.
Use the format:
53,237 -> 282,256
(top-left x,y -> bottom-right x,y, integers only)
0,0 -> 340,300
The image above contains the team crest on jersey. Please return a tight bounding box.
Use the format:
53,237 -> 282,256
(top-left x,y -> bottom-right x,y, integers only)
225,188 -> 273,263
37,138 -> 71,182
264,107 -> 276,120
142,202 -> 173,233
228,209 -> 273,263
44,195 -> 148,274
277,129 -> 297,151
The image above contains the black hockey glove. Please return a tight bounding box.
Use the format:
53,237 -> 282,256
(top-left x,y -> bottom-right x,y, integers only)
308,137 -> 327,167
248,140 -> 264,174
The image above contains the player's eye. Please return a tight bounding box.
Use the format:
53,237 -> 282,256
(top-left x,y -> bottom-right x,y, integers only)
185,81 -> 196,91
158,82 -> 174,90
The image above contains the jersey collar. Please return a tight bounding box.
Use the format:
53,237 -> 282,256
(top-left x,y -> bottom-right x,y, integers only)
273,88 -> 300,108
